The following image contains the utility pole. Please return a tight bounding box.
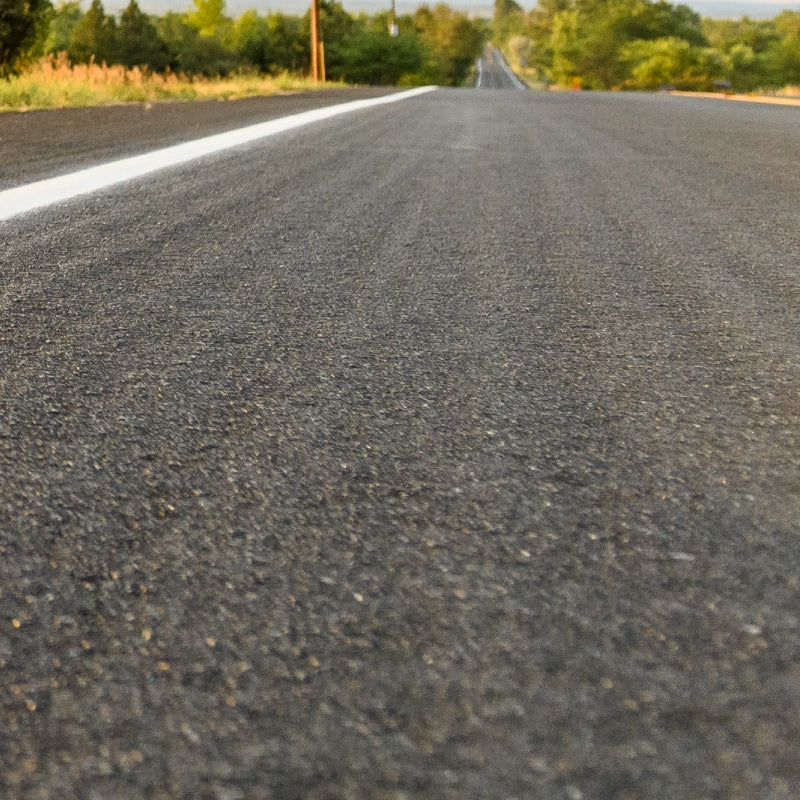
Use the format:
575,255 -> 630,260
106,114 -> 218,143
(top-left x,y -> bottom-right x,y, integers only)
389,0 -> 398,37
310,0 -> 324,82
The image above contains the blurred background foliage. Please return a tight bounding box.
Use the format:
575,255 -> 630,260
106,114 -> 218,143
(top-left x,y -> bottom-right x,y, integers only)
2,0 -> 486,85
1,0 -> 798,91
492,0 -> 800,90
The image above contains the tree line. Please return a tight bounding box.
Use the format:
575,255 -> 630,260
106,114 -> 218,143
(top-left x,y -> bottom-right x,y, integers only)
4,0 -> 798,90
1,0 -> 485,86
493,0 -> 800,91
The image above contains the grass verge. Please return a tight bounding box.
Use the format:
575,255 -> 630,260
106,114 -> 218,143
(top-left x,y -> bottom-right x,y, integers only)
0,53 -> 339,112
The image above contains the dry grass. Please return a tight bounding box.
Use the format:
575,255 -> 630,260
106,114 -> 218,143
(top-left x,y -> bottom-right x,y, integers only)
770,85 -> 800,98
0,53 -> 335,112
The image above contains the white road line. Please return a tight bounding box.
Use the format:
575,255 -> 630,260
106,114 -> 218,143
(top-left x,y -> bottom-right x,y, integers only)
493,48 -> 526,91
0,85 -> 437,222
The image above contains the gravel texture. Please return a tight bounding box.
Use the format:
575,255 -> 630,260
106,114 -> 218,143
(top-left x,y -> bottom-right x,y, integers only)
1,88 -> 799,799
0,87 -> 396,190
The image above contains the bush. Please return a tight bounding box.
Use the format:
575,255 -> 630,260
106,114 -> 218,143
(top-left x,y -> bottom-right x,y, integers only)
1,0 -> 52,74
327,30 -> 426,84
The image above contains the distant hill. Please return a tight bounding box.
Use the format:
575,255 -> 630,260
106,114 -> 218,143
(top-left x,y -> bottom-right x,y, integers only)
99,0 -> 799,19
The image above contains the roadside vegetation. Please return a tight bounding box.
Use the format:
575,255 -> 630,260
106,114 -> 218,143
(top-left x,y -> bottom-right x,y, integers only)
1,0 -> 798,109
0,0 -> 485,110
492,0 -> 800,93
0,52 -> 328,110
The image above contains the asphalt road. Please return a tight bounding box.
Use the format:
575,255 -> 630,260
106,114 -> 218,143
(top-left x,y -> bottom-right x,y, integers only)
475,47 -> 526,90
1,88 -> 799,800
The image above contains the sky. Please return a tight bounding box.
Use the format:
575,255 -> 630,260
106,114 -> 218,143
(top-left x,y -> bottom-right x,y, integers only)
99,0 -> 800,19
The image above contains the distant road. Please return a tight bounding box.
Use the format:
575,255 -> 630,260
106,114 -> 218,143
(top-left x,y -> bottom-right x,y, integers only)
476,45 -> 526,89
2,88 -> 799,799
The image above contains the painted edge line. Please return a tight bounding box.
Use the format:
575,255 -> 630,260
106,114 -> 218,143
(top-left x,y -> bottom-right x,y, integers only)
493,48 -> 526,91
0,85 -> 437,222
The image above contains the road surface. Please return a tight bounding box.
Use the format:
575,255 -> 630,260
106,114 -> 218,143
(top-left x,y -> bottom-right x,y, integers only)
1,88 -> 799,799
475,46 -> 526,89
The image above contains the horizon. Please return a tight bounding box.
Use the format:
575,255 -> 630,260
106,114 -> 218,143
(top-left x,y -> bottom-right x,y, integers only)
89,0 -> 800,18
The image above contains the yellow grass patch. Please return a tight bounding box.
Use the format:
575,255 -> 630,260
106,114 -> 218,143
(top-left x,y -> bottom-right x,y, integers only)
670,87 -> 800,106
0,53 -> 337,112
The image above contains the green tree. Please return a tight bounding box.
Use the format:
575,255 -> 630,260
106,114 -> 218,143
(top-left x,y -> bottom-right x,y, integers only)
117,0 -> 168,69
549,7 -> 579,85
619,35 -> 714,88
703,15 -> 778,57
0,0 -> 52,74
301,0 -> 358,77
702,14 -> 786,90
646,2 -> 706,46
262,12 -> 306,72
528,0 -> 709,88
727,42 -> 758,90
769,10 -> 800,85
43,1 -> 82,55
573,0 -> 706,88
228,9 -> 268,69
68,0 -> 117,64
328,28 -> 426,84
413,4 -> 484,85
180,0 -> 236,74
493,0 -> 526,49
188,0 -> 229,39
227,10 -> 308,73
156,10 -> 235,75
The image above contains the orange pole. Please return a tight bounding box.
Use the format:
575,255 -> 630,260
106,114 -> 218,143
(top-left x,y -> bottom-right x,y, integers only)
310,0 -> 320,81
